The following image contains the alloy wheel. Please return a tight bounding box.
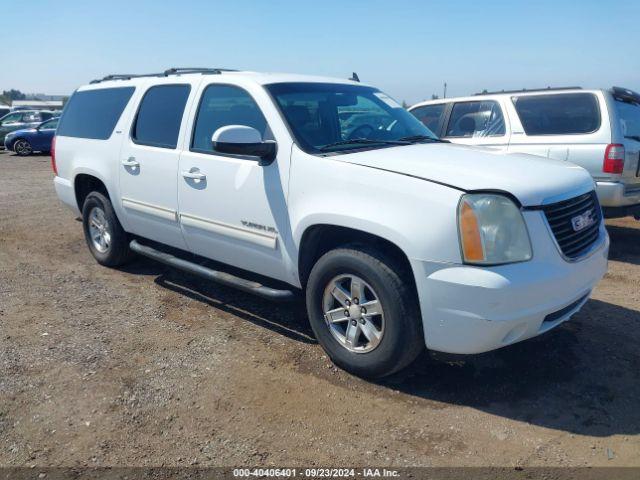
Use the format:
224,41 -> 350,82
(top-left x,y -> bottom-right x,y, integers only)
322,274 -> 385,353
88,206 -> 111,253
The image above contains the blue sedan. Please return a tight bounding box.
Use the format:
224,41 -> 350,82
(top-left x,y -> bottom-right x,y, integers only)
4,117 -> 59,156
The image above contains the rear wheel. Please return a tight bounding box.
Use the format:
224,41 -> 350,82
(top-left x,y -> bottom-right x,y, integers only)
81,192 -> 134,267
306,245 -> 424,378
13,139 -> 33,156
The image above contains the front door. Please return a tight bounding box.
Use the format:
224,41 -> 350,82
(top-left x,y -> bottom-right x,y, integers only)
118,82 -> 193,250
177,83 -> 293,283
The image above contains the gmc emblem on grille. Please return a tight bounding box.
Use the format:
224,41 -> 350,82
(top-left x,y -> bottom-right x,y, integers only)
571,209 -> 595,232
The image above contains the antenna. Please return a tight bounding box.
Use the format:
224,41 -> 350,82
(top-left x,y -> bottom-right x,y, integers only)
349,72 -> 360,82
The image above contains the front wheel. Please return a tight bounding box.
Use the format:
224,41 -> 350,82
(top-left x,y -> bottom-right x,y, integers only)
81,191 -> 134,267
13,139 -> 33,156
306,245 -> 424,378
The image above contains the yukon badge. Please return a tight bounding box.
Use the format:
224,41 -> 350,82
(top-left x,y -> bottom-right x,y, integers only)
571,209 -> 595,232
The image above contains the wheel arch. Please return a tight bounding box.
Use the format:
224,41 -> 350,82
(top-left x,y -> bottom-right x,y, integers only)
297,223 -> 415,290
10,137 -> 29,151
73,173 -> 112,211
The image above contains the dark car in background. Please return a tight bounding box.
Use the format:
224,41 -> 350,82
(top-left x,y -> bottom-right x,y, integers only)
0,106 -> 10,118
4,117 -> 59,155
0,110 -> 56,146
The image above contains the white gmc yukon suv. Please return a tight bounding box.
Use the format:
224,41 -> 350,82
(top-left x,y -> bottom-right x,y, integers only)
52,68 -> 609,378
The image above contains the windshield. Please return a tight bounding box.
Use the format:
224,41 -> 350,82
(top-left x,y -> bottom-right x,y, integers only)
266,82 -> 438,154
615,99 -> 640,139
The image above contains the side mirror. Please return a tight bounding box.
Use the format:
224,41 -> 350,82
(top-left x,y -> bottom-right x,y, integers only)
212,125 -> 277,164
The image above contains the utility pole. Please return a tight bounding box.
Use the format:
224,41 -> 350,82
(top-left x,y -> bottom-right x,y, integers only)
443,82 -> 447,99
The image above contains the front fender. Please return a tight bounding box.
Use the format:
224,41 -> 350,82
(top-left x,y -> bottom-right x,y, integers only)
289,147 -> 463,265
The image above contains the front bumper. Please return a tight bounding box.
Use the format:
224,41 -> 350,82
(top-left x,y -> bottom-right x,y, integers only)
411,210 -> 609,354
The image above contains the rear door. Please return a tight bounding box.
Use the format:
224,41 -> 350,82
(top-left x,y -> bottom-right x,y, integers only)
441,99 -> 510,150
118,81 -> 195,250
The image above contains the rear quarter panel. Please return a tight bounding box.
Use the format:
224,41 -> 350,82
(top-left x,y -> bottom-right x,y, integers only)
505,91 -> 612,180
54,83 -> 142,230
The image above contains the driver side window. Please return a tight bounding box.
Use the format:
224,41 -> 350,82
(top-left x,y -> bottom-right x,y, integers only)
190,84 -> 271,154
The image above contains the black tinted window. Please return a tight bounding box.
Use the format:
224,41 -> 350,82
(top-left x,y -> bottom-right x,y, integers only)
411,104 -> 445,133
446,101 -> 505,137
191,85 -> 269,153
132,85 -> 190,149
57,87 -> 135,140
513,93 -> 600,135
614,100 -> 640,139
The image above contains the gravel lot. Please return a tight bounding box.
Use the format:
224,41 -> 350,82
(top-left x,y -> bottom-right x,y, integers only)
1,149 -> 639,468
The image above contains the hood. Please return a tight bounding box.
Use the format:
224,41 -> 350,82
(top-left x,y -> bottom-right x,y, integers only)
335,142 -> 594,206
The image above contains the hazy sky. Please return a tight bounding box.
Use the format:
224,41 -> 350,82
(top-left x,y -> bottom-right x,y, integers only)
3,0 -> 639,104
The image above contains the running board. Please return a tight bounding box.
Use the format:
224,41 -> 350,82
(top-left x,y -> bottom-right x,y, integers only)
129,240 -> 296,301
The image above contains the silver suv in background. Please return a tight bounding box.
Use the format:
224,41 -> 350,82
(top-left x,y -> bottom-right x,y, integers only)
409,87 -> 640,219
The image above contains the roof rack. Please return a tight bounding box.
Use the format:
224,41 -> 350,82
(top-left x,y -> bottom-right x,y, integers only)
89,67 -> 237,84
163,67 -> 236,76
474,86 -> 582,96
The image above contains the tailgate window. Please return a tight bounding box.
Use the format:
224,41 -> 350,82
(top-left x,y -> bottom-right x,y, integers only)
512,93 -> 600,135
615,99 -> 640,140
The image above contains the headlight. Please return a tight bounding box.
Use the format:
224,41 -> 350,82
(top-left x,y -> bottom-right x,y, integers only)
458,193 -> 532,265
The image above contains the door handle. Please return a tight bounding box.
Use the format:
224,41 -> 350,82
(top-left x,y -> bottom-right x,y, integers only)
122,157 -> 140,168
182,169 -> 206,181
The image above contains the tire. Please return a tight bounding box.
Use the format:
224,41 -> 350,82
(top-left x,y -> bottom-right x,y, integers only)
81,191 -> 134,267
13,139 -> 33,156
306,245 -> 424,378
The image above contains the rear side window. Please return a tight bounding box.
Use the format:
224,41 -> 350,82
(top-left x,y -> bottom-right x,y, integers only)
57,87 -> 135,140
614,100 -> 640,139
191,84 -> 269,154
445,100 -> 505,137
411,104 -> 446,134
512,93 -> 600,135
132,84 -> 191,149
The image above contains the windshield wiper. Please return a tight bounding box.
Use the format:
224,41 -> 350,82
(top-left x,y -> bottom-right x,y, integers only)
319,138 -> 409,152
625,135 -> 640,142
398,135 -> 449,143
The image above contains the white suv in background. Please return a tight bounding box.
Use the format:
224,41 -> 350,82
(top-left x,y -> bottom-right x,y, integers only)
53,68 -> 608,378
409,87 -> 640,219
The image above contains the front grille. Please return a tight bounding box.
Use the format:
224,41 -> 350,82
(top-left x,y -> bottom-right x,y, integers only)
541,191 -> 601,259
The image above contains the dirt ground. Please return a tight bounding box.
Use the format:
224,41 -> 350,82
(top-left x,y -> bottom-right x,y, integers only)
1,149 -> 639,469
